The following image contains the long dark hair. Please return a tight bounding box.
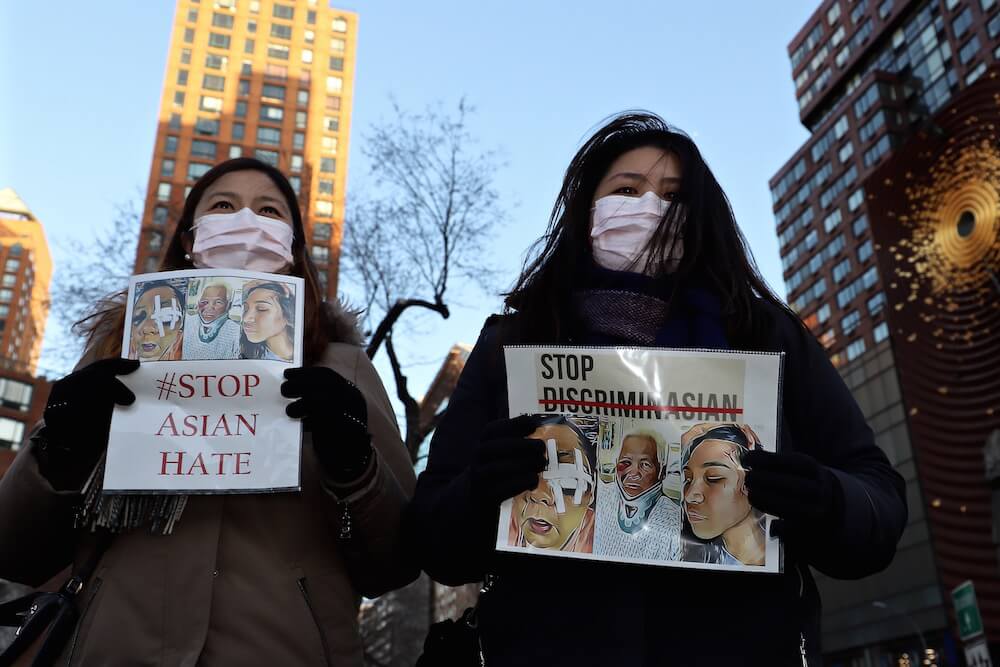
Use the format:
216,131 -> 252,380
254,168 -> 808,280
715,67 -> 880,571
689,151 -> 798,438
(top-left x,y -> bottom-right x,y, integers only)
502,112 -> 797,347
82,158 -> 333,364
240,281 -> 295,360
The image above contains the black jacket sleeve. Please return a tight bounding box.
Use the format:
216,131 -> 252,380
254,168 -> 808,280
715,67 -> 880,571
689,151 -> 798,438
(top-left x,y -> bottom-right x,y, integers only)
773,308 -> 908,579
405,322 -> 503,586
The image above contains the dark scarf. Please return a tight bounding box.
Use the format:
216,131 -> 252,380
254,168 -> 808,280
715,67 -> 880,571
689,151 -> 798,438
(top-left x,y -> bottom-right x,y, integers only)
571,263 -> 729,349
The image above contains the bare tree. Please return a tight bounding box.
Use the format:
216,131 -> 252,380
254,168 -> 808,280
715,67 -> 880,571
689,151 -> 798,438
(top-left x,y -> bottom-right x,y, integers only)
343,99 -> 505,462
40,201 -> 140,375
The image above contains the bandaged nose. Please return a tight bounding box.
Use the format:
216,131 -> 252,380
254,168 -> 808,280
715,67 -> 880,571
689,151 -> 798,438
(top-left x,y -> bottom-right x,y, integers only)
541,438 -> 593,514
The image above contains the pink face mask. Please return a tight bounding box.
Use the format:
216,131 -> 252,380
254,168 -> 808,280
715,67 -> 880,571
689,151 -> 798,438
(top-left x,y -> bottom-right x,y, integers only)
191,207 -> 294,273
590,191 -> 683,274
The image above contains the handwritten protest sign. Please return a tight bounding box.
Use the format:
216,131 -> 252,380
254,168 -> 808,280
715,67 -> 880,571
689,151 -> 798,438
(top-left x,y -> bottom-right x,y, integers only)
104,269 -> 304,494
499,346 -> 784,573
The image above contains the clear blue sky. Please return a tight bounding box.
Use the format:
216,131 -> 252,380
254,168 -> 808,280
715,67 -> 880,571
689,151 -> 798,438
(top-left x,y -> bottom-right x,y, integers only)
0,1 -> 815,409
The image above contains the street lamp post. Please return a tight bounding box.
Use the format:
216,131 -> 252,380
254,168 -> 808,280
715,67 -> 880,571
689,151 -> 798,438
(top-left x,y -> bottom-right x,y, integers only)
872,600 -> 932,665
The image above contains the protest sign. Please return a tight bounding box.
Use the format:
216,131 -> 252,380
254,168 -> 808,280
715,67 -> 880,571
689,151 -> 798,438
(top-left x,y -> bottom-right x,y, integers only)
499,345 -> 784,573
104,269 -> 304,494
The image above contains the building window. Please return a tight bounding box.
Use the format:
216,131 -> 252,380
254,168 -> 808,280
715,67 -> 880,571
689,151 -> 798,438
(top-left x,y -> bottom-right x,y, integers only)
153,206 -> 169,226
144,257 -> 159,272
244,38 -> 255,54
157,182 -> 172,202
265,63 -> 288,79
857,239 -> 874,263
270,24 -> 292,40
321,136 -> 338,154
846,337 -> 867,361
290,154 -> 303,172
966,63 -> 987,85
205,53 -> 228,70
878,0 -> 892,19
289,176 -> 301,195
202,74 -> 226,91
0,416 -> 26,449
184,27 -> 195,43
188,162 -> 212,181
273,3 -> 294,19
952,7 -> 974,38
235,100 -> 247,117
823,208 -> 842,233
232,122 -> 245,140
238,79 -> 250,96
229,145 -> 243,159
173,91 -> 186,106
177,69 -> 189,86
1,261 -> 15,273
268,43 -> 290,60
256,127 -> 281,145
329,57 -> 344,71
255,149 -> 279,166
314,222 -> 332,241
323,116 -> 339,133
852,214 -> 868,237
260,105 -> 284,123
148,230 -> 163,251
1,275 -> 13,288
326,95 -> 342,111
311,245 -> 330,263
318,179 -> 334,195
873,321 -> 889,343
195,117 -> 220,136
959,35 -> 981,65
326,75 -> 343,93
159,158 -> 175,178
302,49 -> 313,64
816,303 -> 831,324
838,140 -> 854,163
168,113 -> 181,130
832,257 -> 852,283
315,200 -> 333,217
200,94 -> 223,112
293,132 -> 305,150
208,32 -> 231,49
847,188 -> 864,211
0,288 -> 11,303
297,89 -> 309,106
241,60 -> 252,75
841,310 -> 861,335
191,140 -> 217,159
296,111 -> 308,129
247,19 -> 257,33
863,134 -> 892,168
332,17 -> 348,32
164,135 -> 178,156
212,12 -> 234,28
330,37 -> 346,52
262,84 -> 285,101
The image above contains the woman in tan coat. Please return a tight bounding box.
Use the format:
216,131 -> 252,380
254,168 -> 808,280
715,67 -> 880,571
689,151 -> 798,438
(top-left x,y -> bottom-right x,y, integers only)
0,158 -> 417,665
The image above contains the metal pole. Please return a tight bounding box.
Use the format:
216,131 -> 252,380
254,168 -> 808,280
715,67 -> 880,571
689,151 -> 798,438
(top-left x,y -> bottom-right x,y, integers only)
872,600 -> 928,657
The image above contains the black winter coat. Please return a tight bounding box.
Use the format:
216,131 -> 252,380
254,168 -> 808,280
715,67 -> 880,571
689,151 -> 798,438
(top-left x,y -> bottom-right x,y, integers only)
407,300 -> 907,666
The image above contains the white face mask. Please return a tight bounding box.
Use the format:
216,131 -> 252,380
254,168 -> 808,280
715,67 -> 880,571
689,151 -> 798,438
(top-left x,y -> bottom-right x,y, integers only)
590,191 -> 683,274
191,207 -> 294,273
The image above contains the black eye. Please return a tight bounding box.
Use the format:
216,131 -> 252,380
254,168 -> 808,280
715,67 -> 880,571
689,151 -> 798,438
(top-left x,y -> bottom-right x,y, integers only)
210,200 -> 234,210
613,186 -> 639,195
259,205 -> 282,217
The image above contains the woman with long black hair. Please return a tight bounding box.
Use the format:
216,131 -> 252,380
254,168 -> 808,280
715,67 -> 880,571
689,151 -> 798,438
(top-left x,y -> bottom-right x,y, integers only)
0,158 -> 417,665
407,113 -> 907,665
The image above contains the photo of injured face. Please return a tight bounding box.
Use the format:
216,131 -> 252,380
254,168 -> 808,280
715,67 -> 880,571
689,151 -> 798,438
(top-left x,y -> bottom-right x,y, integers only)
127,278 -> 187,362
507,415 -> 598,553
680,423 -> 766,567
181,277 -> 242,360
593,422 -> 683,562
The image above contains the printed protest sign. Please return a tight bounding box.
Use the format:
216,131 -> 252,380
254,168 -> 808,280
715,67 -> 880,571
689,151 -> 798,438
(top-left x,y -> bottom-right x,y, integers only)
500,345 -> 784,573
104,269 -> 305,493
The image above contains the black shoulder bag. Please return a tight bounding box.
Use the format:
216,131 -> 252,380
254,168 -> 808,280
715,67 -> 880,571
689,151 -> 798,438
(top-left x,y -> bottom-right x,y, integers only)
0,534 -> 110,667
415,575 -> 495,667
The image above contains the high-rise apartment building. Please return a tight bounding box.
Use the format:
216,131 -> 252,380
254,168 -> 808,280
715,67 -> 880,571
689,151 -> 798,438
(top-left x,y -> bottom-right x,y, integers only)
771,1 -> 999,662
0,188 -> 54,474
136,0 -> 357,297
0,188 -> 52,375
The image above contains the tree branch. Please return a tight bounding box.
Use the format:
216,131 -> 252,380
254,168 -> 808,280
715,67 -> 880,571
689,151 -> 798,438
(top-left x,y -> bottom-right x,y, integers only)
366,298 -> 450,359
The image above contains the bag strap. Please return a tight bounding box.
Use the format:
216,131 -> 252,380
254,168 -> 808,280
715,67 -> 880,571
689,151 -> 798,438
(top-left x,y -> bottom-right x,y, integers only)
60,530 -> 113,597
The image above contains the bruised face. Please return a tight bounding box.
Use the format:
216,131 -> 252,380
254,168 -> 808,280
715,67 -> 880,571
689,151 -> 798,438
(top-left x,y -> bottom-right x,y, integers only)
132,286 -> 182,360
513,424 -> 595,550
242,288 -> 288,343
682,440 -> 750,540
198,286 -> 229,323
617,435 -> 661,499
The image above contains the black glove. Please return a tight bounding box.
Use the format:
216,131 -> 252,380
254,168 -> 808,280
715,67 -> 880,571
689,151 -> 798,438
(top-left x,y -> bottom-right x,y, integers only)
282,366 -> 373,484
36,357 -> 140,489
469,415 -> 547,510
743,449 -> 842,539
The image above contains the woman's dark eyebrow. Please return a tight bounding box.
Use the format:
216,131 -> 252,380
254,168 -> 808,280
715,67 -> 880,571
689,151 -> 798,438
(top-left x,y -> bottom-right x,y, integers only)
207,190 -> 240,200
701,460 -> 733,469
255,195 -> 288,212
606,172 -> 682,184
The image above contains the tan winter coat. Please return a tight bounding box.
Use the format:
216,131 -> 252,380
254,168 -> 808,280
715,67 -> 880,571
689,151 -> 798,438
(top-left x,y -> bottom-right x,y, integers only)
0,340 -> 417,666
